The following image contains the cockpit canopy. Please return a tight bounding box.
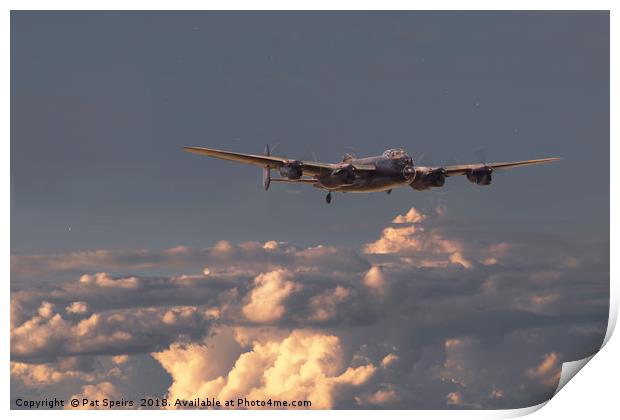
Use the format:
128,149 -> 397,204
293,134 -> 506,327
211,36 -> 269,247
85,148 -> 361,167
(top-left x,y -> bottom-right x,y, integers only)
382,148 -> 409,160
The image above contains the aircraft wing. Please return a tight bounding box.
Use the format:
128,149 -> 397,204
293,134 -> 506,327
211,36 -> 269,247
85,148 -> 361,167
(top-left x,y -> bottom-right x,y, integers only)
444,157 -> 561,176
183,146 -> 375,176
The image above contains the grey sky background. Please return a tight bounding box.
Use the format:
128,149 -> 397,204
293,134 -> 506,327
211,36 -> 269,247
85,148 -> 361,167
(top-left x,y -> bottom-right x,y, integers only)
11,11 -> 609,254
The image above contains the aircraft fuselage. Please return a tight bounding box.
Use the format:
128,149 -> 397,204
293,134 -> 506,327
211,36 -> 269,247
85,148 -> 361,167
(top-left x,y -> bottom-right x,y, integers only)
316,152 -> 414,192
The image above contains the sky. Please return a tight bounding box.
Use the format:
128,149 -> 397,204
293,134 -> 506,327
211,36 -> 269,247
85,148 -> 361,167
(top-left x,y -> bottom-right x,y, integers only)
10,11 -> 609,410
11,11 -> 609,253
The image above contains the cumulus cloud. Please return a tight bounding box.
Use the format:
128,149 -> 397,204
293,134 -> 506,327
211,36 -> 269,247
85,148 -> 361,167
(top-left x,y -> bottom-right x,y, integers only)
112,355 -> 129,365
10,354 -> 128,402
11,361 -> 96,387
11,301 -> 214,360
242,270 -> 299,323
308,286 -> 351,322
66,301 -> 89,314
80,273 -> 140,289
68,382 -> 122,409
153,329 -> 376,409
10,206 -> 608,409
366,388 -> 398,405
380,353 -> 399,368
363,266 -> 386,294
446,391 -> 462,406
363,208 -> 475,269
12,240 -> 369,280
526,352 -> 562,387
392,208 -> 427,224
38,301 -> 55,318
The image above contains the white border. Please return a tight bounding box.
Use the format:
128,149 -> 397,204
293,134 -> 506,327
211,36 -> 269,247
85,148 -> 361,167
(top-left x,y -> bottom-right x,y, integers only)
3,2 -> 616,419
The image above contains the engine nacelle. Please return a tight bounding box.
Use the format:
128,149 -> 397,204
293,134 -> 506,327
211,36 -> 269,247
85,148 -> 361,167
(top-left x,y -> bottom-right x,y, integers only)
410,167 -> 446,191
331,164 -> 356,184
319,165 -> 356,188
279,160 -> 303,179
466,166 -> 493,185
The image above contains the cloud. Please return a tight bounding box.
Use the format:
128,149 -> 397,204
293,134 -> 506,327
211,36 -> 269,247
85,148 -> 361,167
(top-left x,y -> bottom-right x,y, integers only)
10,206 -> 608,409
363,208 -> 474,269
10,354 -> 126,399
11,361 -> 96,387
446,391 -> 462,406
380,353 -> 399,368
112,355 -> 128,365
526,352 -> 562,387
392,208 -> 427,224
67,382 -> 122,409
308,286 -> 351,322
80,273 -> 140,289
242,270 -> 300,323
12,241 -> 369,280
366,388 -> 399,405
362,266 -> 386,294
66,301 -> 89,314
38,301 -> 55,318
11,301 -> 215,360
153,329 -> 376,409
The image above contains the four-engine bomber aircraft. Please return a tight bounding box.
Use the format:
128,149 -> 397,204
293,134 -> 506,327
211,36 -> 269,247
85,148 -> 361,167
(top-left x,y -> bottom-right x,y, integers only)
184,145 -> 560,204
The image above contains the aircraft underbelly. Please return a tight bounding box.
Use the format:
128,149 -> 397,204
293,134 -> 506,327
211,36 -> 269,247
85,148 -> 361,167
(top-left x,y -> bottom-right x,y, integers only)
332,177 -> 408,193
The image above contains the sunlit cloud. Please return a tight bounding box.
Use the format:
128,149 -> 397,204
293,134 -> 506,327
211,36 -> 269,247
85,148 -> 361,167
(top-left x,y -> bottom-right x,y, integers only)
242,270 -> 300,323
526,353 -> 562,387
153,328 -> 376,409
10,206 -> 607,409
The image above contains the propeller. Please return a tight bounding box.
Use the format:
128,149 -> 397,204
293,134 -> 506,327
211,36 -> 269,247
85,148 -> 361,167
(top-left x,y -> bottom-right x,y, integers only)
271,143 -> 308,193
444,153 -> 460,168
263,144 -> 271,191
443,153 -> 483,192
474,147 -> 506,177
416,152 -> 441,169
468,148 -> 500,192
403,165 -> 416,179
474,147 -> 487,165
301,147 -> 319,162
270,142 -> 289,159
